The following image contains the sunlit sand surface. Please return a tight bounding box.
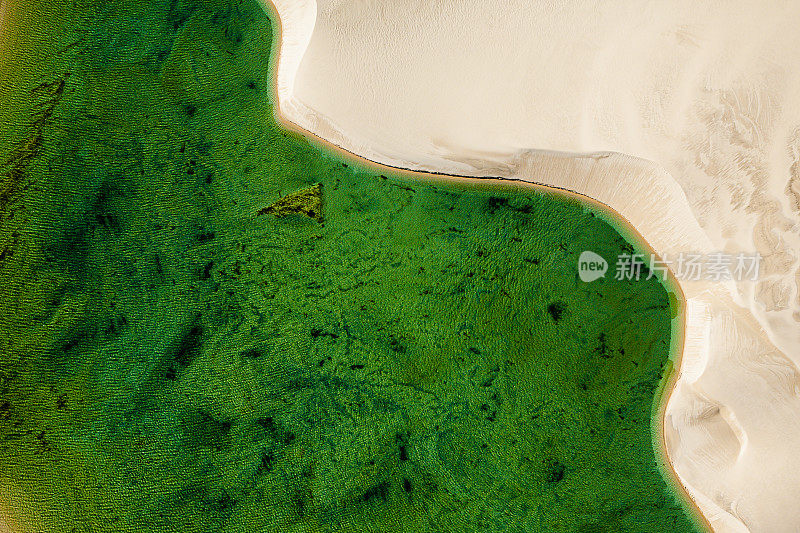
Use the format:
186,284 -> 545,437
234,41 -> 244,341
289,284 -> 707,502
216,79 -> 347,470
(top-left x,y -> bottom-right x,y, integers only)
267,1 -> 800,531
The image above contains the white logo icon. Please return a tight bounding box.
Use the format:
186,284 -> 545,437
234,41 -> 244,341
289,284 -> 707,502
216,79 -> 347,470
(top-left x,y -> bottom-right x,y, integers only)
578,251 -> 608,282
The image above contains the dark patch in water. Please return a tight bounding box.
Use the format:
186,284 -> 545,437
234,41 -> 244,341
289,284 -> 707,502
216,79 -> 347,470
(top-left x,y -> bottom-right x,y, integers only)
546,460 -> 566,483
547,301 -> 565,322
362,481 -> 389,503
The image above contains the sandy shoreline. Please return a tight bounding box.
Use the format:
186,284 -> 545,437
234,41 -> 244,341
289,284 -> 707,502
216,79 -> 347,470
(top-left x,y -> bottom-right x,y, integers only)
262,0 -> 711,530
262,1 -> 800,531
0,0 -> 794,530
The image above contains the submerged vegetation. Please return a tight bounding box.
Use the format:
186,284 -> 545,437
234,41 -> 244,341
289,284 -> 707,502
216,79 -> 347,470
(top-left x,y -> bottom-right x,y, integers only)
258,182 -> 324,222
0,0 -> 698,531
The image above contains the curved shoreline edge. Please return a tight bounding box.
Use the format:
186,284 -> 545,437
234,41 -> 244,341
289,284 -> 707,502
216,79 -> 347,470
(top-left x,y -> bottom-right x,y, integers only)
260,0 -> 729,531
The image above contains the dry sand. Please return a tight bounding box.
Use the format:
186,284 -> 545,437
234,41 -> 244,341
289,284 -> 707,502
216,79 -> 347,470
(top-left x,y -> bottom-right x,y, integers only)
262,1 -> 800,531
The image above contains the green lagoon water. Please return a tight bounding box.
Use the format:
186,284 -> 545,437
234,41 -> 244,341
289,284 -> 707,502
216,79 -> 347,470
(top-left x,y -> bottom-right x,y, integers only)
0,1 -> 699,531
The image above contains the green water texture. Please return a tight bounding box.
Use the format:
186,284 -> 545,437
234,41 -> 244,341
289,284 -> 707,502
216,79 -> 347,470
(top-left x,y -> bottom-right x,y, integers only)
0,1 -> 699,531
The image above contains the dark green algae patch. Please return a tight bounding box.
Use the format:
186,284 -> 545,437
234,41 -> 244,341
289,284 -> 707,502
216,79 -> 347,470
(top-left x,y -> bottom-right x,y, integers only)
0,0 -> 700,531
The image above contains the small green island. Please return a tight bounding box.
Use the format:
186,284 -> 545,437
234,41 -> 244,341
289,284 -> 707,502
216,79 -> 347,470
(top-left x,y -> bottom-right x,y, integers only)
0,0 -> 700,531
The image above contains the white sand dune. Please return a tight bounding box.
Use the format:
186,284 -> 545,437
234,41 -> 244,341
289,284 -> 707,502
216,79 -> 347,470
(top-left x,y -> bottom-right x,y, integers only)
263,1 -> 800,531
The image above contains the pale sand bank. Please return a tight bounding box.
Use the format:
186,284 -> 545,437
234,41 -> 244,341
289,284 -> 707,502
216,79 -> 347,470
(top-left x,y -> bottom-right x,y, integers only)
262,1 -> 800,531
